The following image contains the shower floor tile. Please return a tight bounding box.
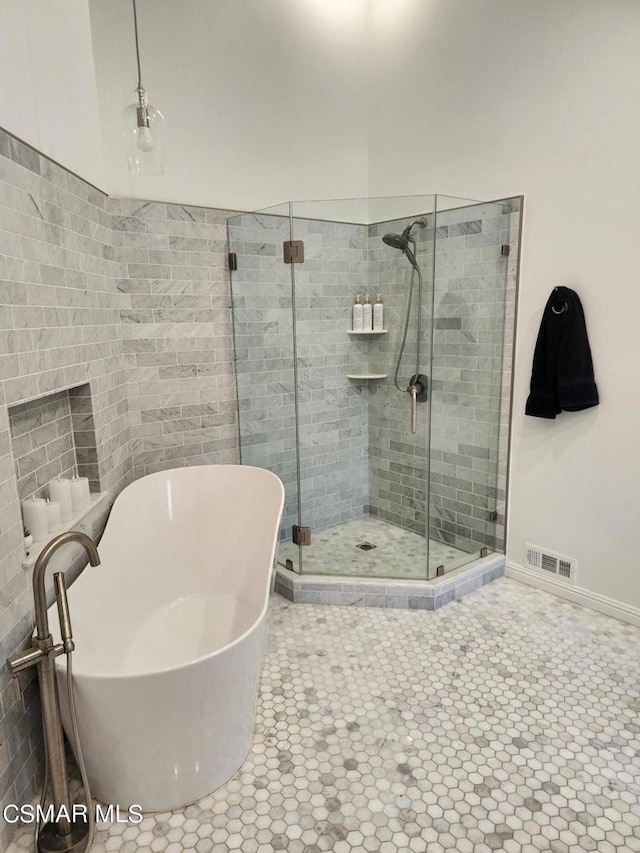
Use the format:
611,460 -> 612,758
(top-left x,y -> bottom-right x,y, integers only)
278,515 -> 475,578
9,579 -> 640,853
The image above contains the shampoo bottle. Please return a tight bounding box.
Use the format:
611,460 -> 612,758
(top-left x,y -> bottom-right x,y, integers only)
352,294 -> 364,331
363,294 -> 373,330
373,294 -> 384,331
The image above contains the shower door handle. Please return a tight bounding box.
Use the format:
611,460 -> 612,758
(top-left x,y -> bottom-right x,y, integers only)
409,385 -> 418,434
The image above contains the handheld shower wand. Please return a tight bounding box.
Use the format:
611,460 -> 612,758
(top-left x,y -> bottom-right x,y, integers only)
382,219 -> 429,433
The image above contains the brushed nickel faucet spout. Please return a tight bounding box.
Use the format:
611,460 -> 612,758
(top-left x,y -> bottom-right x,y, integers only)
34,531 -> 100,641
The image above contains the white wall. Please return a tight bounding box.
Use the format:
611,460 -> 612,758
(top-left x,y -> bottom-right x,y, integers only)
369,0 -> 640,611
0,0 -> 104,187
89,0 -> 370,210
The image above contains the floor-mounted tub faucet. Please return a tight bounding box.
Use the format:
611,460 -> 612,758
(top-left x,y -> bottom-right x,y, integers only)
7,531 -> 100,853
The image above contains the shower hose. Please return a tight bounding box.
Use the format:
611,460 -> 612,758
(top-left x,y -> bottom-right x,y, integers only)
393,251 -> 423,393
34,650 -> 95,853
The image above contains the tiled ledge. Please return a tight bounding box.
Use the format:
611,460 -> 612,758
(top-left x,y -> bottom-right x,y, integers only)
274,553 -> 505,609
22,491 -> 109,569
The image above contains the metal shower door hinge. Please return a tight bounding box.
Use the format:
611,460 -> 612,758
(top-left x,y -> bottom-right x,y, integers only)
283,240 -> 304,264
480,547 -> 490,558
227,252 -> 238,271
500,244 -> 510,256
292,525 -> 311,546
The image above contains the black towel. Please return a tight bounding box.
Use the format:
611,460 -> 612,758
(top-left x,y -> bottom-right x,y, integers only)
525,286 -> 599,419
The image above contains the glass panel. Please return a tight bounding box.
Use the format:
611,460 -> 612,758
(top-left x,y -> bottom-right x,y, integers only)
228,205 -> 301,572
367,208 -> 436,581
291,194 -> 437,225
290,197 -> 436,580
427,195 -> 522,576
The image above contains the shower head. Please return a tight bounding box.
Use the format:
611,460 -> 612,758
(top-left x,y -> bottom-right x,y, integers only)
381,218 -> 427,262
382,232 -> 410,251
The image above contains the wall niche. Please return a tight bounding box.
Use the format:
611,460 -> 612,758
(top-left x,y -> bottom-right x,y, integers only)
8,383 -> 100,501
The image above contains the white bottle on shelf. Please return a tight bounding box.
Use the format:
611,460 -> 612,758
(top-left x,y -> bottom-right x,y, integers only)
373,294 -> 384,331
363,294 -> 373,330
352,294 -> 364,331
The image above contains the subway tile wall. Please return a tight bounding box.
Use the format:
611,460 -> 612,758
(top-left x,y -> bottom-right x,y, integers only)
428,201 -> 520,552
291,217 -> 369,537
9,391 -> 78,500
365,203 -> 520,556
0,132 -> 132,848
0,135 -> 242,848
230,203 -> 519,571
366,216 -> 435,538
9,384 -> 100,501
229,213 -> 370,562
110,199 -> 238,476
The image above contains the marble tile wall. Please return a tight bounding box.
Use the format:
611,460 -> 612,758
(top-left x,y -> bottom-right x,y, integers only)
0,140 -> 246,848
111,199 -> 238,477
230,203 -> 519,569
428,200 -> 520,552
229,213 -> 369,555
366,216 -> 435,537
366,201 -> 520,557
9,384 -> 100,500
9,391 -> 77,501
291,217 -> 369,536
0,131 -> 132,849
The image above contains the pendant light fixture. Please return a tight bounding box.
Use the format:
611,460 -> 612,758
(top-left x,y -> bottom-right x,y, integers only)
122,0 -> 165,175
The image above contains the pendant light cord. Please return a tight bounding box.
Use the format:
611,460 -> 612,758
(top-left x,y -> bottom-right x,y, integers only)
132,0 -> 143,89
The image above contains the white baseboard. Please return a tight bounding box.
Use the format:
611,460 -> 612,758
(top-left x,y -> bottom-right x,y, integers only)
506,561 -> 640,628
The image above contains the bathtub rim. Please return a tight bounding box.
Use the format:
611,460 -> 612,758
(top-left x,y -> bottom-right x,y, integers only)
50,464 -> 284,681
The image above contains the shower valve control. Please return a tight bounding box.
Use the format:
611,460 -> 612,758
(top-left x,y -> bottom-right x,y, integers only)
408,374 -> 428,435
408,374 -> 428,402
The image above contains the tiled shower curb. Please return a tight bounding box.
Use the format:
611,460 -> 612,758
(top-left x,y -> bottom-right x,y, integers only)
274,553 -> 505,609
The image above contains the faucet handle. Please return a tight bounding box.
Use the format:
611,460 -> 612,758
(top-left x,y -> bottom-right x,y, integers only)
6,645 -> 47,703
7,646 -> 46,675
54,573 -> 74,653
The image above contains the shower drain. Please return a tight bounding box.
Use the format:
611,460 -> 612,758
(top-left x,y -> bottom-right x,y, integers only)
357,542 -> 376,551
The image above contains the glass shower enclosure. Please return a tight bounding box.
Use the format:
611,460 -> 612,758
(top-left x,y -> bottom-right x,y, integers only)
228,194 -> 522,582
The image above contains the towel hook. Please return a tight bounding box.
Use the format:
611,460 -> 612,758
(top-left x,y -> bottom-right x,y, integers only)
552,286 -> 567,314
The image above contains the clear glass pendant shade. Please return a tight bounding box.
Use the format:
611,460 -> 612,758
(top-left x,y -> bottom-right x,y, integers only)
122,90 -> 165,176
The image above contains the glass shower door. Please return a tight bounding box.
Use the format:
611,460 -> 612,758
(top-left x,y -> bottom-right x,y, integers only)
289,202 -> 371,576
228,203 -> 302,572
290,196 -> 437,580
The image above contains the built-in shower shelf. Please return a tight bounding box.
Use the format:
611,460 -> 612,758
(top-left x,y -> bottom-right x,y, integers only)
346,374 -> 388,380
346,330 -> 388,336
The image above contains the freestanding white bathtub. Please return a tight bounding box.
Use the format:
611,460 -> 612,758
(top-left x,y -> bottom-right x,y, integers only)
50,465 -> 284,812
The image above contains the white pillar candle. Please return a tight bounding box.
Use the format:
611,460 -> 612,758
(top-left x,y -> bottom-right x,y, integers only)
22,498 -> 48,543
49,477 -> 72,523
46,499 -> 62,533
70,476 -> 90,512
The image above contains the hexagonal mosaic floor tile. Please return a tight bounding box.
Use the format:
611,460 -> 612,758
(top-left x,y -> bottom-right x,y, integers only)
8,578 -> 640,852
